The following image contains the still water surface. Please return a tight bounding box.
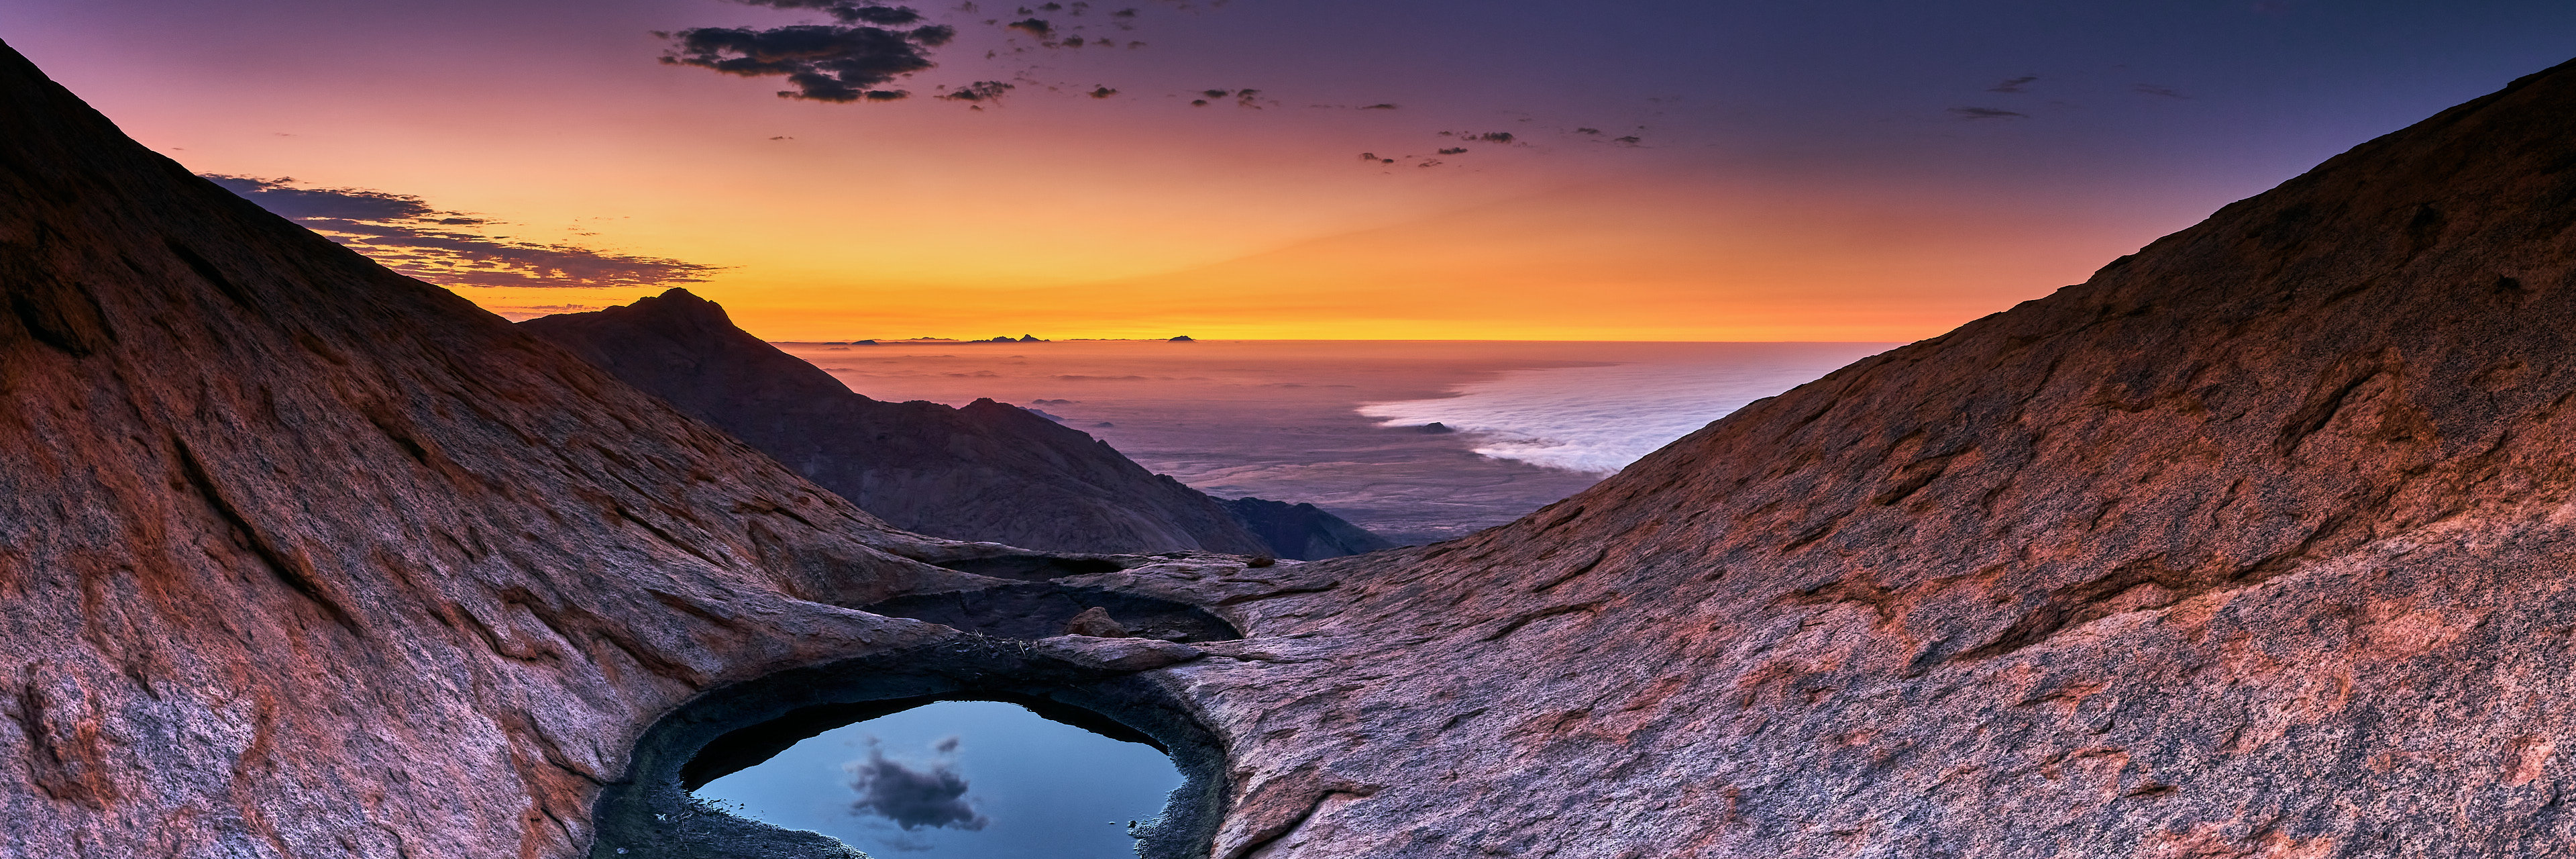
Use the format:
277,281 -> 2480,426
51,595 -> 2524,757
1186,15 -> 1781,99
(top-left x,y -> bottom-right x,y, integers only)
695,701 -> 1182,858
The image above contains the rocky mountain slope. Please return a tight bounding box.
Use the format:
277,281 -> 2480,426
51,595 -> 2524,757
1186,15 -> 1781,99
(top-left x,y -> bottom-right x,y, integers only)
520,289 -> 1388,559
1142,56 -> 2576,857
1221,497 -> 1397,560
0,37 -> 1242,859
17,24 -> 2576,859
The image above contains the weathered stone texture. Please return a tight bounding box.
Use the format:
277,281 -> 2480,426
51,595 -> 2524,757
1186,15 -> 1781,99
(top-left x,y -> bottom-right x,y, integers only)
0,38 -> 987,859
14,25 -> 2576,859
1149,58 -> 2576,857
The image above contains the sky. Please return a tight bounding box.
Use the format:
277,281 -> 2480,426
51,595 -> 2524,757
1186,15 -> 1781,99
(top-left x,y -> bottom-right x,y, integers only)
5,1 -> 2574,340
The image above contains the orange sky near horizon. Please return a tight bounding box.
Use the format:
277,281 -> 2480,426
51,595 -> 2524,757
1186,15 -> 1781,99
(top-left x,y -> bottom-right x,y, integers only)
10,1 -> 2569,342
457,169 -> 2209,342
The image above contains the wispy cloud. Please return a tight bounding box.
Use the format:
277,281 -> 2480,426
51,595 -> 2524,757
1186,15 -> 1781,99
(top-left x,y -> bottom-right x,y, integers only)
1988,74 -> 2038,93
484,303 -> 610,321
204,175 -> 720,289
737,0 -> 928,24
1948,106 -> 2028,120
2133,84 -> 2189,99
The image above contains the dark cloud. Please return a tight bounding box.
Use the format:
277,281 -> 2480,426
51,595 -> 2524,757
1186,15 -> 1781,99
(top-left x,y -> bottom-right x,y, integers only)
732,0 -> 928,25
663,0 -> 1199,105
1988,74 -> 2038,93
1089,85 -> 1119,97
203,175 -> 720,289
1358,103 -> 1398,110
1181,87 -> 1269,108
939,80 -> 1015,101
1474,132 -> 1515,143
847,741 -> 991,831
202,177 -> 437,221
2133,84 -> 2189,99
1438,146 -> 1467,154
1947,106 -> 2027,119
840,5 -> 928,24
660,23 -> 951,101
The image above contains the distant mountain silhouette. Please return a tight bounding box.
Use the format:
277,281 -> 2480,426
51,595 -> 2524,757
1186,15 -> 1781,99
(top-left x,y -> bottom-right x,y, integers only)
21,27 -> 2576,859
523,289 -> 1386,558
1224,497 -> 1397,559
0,38 -> 1033,859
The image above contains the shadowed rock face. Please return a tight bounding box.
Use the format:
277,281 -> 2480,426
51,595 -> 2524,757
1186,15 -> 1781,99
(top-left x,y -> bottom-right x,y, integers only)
18,23 -> 2576,859
521,290 -> 1384,559
0,37 -> 1250,859
1137,58 -> 2576,857
1223,497 -> 1399,559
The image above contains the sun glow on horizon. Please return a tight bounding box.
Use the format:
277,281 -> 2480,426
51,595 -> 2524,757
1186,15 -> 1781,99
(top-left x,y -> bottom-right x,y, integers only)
450,170 -> 2193,342
19,0 -> 2571,343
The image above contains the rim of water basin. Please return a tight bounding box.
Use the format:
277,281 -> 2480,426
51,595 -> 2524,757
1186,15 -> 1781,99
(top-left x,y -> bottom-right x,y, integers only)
588,635 -> 1228,859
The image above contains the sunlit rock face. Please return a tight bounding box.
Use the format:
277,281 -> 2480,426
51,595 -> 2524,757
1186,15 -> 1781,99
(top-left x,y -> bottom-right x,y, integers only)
15,18 -> 2576,858
0,37 -> 1114,859
521,290 -> 1341,558
1130,58 -> 2576,856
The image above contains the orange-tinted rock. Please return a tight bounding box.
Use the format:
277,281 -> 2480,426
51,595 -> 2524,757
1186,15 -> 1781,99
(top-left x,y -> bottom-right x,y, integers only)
0,37 -> 994,858
17,22 -> 2576,859
1141,57 -> 2576,856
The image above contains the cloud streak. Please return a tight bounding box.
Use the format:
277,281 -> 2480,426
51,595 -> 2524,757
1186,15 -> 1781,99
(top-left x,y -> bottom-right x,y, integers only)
205,175 -> 720,289
1988,74 -> 2037,93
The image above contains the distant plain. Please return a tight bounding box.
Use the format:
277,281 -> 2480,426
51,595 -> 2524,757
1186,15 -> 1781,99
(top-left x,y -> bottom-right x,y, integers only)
777,340 -> 1891,544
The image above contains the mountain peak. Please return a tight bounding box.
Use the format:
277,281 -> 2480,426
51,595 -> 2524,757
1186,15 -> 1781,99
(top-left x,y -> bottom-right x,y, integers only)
0,36 -> 957,859
525,295 -> 1305,555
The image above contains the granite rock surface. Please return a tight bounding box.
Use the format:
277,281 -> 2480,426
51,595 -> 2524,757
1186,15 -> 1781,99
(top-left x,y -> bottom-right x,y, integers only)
1142,56 -> 2576,858
0,37 -> 1199,859
14,26 -> 2576,859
